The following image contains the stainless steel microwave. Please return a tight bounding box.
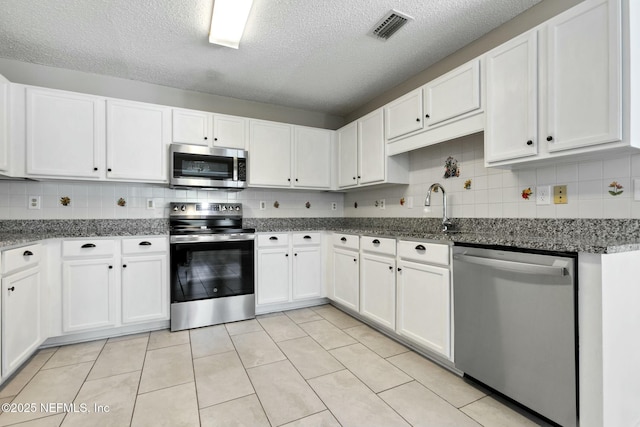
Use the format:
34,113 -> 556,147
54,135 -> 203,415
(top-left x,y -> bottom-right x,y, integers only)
170,144 -> 247,190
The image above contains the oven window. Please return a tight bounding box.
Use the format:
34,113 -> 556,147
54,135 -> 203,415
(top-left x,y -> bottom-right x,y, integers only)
173,152 -> 234,180
171,240 -> 254,303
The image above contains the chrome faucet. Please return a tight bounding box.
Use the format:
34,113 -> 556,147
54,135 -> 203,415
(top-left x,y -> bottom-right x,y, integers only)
425,183 -> 453,232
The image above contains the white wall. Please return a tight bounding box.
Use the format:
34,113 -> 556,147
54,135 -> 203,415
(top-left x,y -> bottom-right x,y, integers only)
0,181 -> 344,220
344,133 -> 640,219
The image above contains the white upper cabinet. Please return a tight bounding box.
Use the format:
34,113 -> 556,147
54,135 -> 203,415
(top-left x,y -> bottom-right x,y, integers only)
358,108 -> 386,185
249,120 -> 292,187
249,120 -> 332,189
424,59 -> 481,127
26,87 -> 104,179
213,114 -> 247,150
293,126 -> 332,188
543,0 -> 621,153
172,108 -> 211,145
106,100 -> 170,182
485,31 -> 539,163
486,0 -> 626,167
385,88 -> 423,140
337,121 -> 358,188
337,108 -> 409,189
0,75 -> 9,172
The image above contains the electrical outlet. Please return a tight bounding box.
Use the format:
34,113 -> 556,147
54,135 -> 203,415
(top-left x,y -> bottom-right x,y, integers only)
536,186 -> 551,205
331,202 -> 337,211
379,199 -> 385,209
259,201 -> 266,210
146,199 -> 155,209
28,195 -> 41,210
553,185 -> 568,204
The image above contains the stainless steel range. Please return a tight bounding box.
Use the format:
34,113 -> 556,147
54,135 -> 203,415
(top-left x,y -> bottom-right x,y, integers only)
169,202 -> 255,331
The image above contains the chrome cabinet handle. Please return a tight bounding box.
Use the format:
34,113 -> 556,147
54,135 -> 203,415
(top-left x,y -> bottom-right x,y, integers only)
81,243 -> 96,249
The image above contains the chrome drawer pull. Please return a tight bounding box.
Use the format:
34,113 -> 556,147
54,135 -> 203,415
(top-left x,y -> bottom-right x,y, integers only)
81,243 -> 96,249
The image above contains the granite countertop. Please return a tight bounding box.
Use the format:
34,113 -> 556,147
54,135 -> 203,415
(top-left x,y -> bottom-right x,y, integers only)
1,217 -> 640,254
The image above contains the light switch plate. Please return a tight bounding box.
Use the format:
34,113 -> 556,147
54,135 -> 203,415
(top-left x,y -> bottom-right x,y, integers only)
259,201 -> 266,210
553,185 -> 568,204
536,186 -> 551,205
146,199 -> 155,209
379,199 -> 385,209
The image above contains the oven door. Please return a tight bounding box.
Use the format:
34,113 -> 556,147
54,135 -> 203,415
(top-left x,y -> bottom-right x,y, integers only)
170,239 -> 254,303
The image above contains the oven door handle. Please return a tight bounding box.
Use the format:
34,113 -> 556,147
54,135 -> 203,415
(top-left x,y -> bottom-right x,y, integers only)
170,234 -> 256,243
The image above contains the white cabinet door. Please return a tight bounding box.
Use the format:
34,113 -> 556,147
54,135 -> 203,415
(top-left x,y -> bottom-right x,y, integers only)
544,0 -> 621,152
256,248 -> 290,305
332,248 -> 359,311
424,59 -> 481,127
360,253 -> 395,330
337,122 -> 358,188
172,108 -> 211,145
396,260 -> 450,358
485,31 -> 539,163
0,76 -> 8,172
2,267 -> 42,376
293,127 -> 332,189
121,255 -> 168,324
385,88 -> 423,140
213,114 -> 247,149
358,108 -> 385,185
249,121 -> 292,187
62,258 -> 116,333
26,87 -> 103,178
106,100 -> 170,182
292,246 -> 322,300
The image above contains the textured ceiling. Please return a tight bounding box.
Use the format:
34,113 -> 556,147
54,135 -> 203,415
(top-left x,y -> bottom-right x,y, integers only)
0,0 -> 541,116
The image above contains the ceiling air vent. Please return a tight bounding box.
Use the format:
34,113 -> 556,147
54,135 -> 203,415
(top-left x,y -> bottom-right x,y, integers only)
370,10 -> 414,40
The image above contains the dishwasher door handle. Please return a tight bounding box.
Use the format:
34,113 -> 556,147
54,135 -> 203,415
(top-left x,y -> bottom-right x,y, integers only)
453,254 -> 567,276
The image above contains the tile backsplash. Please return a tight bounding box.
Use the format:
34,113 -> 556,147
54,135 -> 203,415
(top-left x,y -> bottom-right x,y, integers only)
3,132 -> 639,221
344,133 -> 640,219
0,181 -> 344,219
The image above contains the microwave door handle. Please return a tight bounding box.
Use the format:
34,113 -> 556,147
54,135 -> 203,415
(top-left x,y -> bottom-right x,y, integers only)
233,156 -> 238,182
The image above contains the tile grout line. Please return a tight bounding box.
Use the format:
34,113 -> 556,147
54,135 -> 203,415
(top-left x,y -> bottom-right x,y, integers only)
186,330 -> 203,427
128,332 -> 152,426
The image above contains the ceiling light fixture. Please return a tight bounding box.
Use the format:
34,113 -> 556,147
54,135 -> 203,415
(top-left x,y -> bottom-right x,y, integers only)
208,0 -> 253,49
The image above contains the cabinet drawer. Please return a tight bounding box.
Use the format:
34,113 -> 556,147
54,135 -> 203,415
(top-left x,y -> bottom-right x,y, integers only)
332,234 -> 359,250
360,236 -> 396,256
62,239 -> 117,258
2,244 -> 42,275
257,233 -> 289,247
122,236 -> 168,255
292,232 -> 321,246
397,240 -> 449,266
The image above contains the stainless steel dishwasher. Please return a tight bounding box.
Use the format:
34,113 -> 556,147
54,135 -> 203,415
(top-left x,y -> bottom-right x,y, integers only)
453,244 -> 577,427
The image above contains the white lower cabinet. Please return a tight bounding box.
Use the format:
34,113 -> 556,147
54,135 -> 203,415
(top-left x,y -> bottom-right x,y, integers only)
396,241 -> 452,359
121,237 -> 169,324
62,257 -> 116,332
360,236 -> 396,330
330,234 -> 360,311
256,232 -> 324,310
61,237 -> 168,334
1,244 -> 45,378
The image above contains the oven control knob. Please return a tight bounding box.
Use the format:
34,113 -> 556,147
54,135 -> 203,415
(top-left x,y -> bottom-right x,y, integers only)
221,205 -> 227,211
180,205 -> 186,211
235,206 -> 241,211
173,205 -> 179,211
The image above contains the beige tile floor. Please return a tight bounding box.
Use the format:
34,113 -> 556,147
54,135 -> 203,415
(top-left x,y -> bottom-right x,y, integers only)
0,305 -> 550,427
